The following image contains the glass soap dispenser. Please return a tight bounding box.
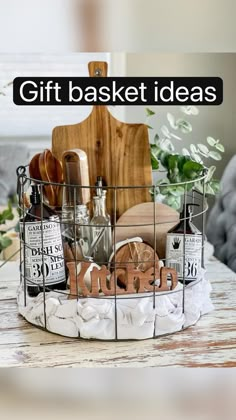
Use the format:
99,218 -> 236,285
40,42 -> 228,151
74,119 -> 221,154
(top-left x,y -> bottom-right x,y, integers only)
91,190 -> 112,265
61,192 -> 91,262
166,203 -> 202,283
61,148 -> 91,262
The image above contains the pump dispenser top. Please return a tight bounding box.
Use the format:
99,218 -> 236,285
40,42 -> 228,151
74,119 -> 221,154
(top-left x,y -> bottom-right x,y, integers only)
168,203 -> 201,235
30,184 -> 41,205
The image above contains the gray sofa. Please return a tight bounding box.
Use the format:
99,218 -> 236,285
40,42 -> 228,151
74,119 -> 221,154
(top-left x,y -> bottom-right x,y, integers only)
0,144 -> 29,205
206,156 -> 236,272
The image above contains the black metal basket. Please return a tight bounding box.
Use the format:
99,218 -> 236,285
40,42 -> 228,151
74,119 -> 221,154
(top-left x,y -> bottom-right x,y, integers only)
16,165 -> 209,341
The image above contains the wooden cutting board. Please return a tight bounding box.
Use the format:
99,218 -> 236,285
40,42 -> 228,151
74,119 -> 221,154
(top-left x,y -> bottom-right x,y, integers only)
52,61 -> 152,219
115,202 -> 180,259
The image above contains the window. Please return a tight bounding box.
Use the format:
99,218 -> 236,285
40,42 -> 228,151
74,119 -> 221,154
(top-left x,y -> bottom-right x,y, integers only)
0,53 -> 110,138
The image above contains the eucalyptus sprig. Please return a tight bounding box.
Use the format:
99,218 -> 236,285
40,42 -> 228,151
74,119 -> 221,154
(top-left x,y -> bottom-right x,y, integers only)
146,106 -> 224,209
0,81 -> 13,97
0,201 -> 14,253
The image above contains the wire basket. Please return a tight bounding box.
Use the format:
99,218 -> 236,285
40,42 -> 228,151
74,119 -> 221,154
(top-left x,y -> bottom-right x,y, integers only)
16,165 -> 212,341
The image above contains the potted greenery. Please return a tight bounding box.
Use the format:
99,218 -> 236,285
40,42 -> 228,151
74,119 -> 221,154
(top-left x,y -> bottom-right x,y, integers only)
0,201 -> 14,256
0,82 -> 19,263
146,106 -> 224,209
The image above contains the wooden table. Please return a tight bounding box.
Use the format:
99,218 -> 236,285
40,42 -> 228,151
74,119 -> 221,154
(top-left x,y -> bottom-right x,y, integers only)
0,243 -> 235,367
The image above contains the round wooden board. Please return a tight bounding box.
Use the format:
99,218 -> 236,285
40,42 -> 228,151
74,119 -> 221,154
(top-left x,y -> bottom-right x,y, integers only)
110,241 -> 159,271
110,241 -> 160,289
115,202 -> 179,259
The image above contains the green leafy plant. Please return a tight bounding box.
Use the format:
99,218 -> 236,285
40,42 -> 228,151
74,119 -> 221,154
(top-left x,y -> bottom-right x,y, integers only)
0,201 -> 14,253
0,82 -> 15,254
146,106 -> 224,209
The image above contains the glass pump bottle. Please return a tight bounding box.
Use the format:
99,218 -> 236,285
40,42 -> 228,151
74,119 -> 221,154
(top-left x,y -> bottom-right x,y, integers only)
166,203 -> 202,283
61,181 -> 91,262
61,203 -> 91,261
91,191 -> 112,264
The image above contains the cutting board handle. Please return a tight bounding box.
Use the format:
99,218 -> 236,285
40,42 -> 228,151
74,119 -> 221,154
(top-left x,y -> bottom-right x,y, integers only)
88,61 -> 108,77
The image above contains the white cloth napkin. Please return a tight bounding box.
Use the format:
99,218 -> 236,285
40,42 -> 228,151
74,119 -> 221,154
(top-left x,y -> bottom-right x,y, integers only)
17,269 -> 214,340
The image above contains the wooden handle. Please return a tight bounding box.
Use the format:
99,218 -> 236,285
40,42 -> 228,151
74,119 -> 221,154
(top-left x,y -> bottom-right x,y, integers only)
38,150 -> 56,206
88,61 -> 109,189
88,61 -> 108,77
62,149 -> 90,205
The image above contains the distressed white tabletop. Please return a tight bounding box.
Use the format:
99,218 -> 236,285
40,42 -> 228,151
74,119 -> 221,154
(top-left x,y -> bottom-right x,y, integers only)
0,243 -> 235,367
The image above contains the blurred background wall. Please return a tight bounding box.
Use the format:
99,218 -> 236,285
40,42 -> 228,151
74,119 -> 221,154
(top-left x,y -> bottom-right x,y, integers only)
0,0 -> 75,52
0,0 -> 235,52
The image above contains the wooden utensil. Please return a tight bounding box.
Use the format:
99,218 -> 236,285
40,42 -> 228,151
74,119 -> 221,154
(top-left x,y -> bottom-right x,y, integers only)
38,150 -> 56,206
115,202 -> 179,259
39,149 -> 63,207
62,149 -> 90,205
29,153 -> 41,181
53,154 -> 64,207
52,61 -> 152,219
29,150 -> 63,207
44,149 -> 63,206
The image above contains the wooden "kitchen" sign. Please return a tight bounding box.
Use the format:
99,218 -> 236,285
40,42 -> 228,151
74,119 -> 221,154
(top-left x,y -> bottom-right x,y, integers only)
67,261 -> 178,299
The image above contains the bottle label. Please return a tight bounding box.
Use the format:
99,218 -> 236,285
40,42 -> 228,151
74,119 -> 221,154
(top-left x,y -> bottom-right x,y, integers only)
166,233 -> 202,281
21,219 -> 65,287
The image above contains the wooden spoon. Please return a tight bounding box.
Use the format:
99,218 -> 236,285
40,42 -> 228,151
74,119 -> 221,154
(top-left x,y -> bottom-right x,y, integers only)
44,149 -> 63,206
38,150 -> 55,206
29,150 -> 63,207
53,153 -> 64,207
29,153 -> 41,181
39,149 -> 63,207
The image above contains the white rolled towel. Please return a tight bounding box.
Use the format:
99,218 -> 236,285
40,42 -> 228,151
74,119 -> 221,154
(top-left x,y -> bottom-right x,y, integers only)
47,315 -> 78,338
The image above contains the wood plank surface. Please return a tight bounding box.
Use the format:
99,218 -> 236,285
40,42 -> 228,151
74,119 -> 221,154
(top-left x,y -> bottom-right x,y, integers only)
0,243 -> 235,367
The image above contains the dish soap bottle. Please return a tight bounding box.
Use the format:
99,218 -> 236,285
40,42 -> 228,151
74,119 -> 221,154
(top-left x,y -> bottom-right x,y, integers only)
91,190 -> 112,264
165,203 -> 202,284
21,185 -> 66,297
